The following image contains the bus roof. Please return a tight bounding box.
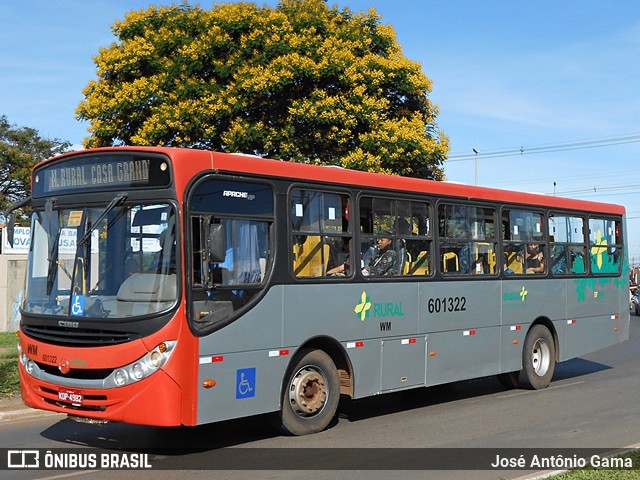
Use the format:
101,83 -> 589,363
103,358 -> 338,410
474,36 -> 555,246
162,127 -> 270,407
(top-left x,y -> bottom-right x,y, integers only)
42,147 -> 626,216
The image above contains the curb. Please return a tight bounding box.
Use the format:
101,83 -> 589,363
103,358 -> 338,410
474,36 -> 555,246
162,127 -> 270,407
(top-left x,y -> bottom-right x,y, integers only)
0,406 -> 64,423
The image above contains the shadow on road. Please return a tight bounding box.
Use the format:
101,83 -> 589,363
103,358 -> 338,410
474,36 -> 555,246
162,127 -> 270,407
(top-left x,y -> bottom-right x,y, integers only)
38,354 -> 611,454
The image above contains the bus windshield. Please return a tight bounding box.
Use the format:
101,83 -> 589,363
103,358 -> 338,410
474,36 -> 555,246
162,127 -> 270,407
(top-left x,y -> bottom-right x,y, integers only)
24,201 -> 177,319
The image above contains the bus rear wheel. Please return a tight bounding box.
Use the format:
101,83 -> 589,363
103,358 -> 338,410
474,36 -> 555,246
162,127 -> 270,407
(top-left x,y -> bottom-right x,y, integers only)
518,324 -> 556,389
278,349 -> 340,436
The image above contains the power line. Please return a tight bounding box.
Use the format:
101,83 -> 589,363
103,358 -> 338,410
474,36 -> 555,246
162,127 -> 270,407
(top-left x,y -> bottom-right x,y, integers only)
555,183 -> 640,196
488,169 -> 640,189
448,133 -> 640,162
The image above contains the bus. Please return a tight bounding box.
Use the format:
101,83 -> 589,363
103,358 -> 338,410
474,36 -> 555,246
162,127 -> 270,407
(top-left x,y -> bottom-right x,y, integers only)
4,147 -> 629,435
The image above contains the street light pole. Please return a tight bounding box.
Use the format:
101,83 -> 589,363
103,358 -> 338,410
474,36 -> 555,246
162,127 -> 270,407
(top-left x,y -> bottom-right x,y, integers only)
472,149 -> 479,185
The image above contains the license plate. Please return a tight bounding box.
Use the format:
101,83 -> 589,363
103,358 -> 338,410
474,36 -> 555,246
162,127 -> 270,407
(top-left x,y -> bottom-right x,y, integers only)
58,388 -> 83,405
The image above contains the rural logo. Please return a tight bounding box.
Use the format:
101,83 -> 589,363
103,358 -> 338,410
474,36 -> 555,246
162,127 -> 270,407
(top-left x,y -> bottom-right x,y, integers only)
519,286 -> 528,301
503,286 -> 528,302
354,291 -> 372,321
354,291 -> 404,321
590,229 -> 607,270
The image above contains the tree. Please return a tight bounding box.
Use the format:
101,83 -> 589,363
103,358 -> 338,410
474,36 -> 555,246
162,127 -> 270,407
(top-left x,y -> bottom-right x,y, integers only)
0,116 -> 70,212
77,0 -> 449,179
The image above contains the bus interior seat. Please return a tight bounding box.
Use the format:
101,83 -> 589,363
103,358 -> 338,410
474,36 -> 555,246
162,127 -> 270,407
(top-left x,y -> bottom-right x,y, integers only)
505,251 -> 523,274
116,273 -> 177,315
410,250 -> 429,275
442,251 -> 459,273
292,236 -> 329,277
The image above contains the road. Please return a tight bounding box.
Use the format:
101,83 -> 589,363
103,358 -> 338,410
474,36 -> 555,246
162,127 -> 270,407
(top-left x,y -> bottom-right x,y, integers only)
2,313 -> 640,480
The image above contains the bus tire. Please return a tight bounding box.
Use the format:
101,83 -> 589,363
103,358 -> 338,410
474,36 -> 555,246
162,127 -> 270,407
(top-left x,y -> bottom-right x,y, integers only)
278,349 -> 340,436
518,325 -> 556,389
496,372 -> 519,390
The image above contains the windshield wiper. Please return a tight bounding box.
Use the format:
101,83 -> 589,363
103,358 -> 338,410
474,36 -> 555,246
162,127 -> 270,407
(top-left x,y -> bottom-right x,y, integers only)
44,199 -> 59,296
77,193 -> 128,248
45,229 -> 62,296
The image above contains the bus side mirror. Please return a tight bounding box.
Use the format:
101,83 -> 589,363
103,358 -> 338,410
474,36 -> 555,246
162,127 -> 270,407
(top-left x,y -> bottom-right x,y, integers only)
208,223 -> 226,263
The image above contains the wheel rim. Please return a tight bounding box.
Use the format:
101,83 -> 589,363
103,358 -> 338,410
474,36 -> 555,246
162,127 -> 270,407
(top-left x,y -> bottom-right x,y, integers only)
288,366 -> 328,418
531,338 -> 551,377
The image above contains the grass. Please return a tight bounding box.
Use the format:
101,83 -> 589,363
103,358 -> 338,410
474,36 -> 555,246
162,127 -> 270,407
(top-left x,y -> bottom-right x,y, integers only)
548,450 -> 640,479
0,331 -> 19,398
0,331 -> 18,351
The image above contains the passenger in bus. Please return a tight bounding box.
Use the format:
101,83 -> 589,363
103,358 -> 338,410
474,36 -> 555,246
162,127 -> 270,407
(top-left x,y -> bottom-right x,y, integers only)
363,237 -> 397,276
525,243 -> 545,274
327,238 -> 350,276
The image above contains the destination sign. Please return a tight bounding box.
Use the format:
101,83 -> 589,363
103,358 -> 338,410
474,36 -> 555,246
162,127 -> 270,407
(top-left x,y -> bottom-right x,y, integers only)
33,154 -> 172,196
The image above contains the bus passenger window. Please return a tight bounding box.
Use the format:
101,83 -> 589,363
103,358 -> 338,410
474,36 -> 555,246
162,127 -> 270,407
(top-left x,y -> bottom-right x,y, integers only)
360,197 -> 432,278
503,209 -> 546,276
290,189 -> 351,278
588,218 -> 622,274
439,203 -> 496,277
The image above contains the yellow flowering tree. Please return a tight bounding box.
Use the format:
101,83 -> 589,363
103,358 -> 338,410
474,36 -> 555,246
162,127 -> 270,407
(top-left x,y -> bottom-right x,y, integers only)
77,0 -> 449,179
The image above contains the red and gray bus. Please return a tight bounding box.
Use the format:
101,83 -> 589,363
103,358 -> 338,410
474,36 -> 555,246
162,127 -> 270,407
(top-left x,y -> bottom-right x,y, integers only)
5,147 -> 629,435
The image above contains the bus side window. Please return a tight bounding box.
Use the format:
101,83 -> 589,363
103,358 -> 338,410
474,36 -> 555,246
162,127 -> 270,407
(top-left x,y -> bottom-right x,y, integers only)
439,203 -> 496,277
548,214 -> 587,276
588,217 -> 622,274
291,189 -> 351,278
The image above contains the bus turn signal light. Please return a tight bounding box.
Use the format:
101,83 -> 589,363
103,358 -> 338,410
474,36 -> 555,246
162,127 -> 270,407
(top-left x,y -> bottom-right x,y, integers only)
203,379 -> 216,388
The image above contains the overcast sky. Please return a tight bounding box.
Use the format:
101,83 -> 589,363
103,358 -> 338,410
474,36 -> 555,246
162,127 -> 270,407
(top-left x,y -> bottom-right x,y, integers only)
1,0 -> 639,261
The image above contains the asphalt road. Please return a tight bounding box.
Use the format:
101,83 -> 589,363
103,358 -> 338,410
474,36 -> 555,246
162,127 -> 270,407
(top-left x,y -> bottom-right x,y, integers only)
2,313 -> 640,480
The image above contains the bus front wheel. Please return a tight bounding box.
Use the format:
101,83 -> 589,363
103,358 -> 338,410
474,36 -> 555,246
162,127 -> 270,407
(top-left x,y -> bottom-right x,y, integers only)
278,349 -> 340,436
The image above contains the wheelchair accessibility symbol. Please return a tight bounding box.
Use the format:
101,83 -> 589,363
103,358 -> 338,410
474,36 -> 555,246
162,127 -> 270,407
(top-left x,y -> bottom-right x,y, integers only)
236,368 -> 256,399
70,295 -> 85,316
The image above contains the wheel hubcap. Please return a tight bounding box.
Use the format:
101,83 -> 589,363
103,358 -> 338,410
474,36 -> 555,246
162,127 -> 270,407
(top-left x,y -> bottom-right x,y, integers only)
288,367 -> 327,418
531,338 -> 551,377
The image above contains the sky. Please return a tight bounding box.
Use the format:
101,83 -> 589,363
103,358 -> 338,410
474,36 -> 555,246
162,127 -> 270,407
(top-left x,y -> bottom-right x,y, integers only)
1,0 -> 640,263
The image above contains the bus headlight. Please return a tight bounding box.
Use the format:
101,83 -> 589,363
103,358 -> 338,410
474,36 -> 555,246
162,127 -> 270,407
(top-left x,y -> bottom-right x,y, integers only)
131,362 -> 145,380
114,369 -> 128,386
148,351 -> 163,368
105,341 -> 176,388
17,343 -> 36,375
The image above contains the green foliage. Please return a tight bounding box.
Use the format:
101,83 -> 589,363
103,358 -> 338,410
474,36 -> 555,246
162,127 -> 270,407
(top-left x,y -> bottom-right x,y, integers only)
0,331 -> 18,351
0,116 -> 70,212
0,333 -> 19,398
0,359 -> 19,397
77,0 -> 448,179
548,450 -> 640,479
